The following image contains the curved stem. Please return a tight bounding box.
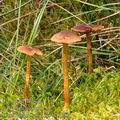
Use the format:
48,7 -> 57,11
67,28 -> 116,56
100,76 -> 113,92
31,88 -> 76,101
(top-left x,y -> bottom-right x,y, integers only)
24,55 -> 31,105
86,32 -> 93,73
63,43 -> 70,111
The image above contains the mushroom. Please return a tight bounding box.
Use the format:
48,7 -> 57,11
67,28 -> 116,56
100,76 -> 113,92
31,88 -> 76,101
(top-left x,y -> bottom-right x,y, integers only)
51,31 -> 81,111
17,45 -> 43,105
71,24 -> 104,73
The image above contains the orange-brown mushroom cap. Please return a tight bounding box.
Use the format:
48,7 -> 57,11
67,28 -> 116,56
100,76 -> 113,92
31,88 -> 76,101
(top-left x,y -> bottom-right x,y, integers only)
71,24 -> 104,33
32,47 -> 43,56
17,45 -> 43,56
71,24 -> 91,33
90,24 -> 104,32
51,31 -> 81,44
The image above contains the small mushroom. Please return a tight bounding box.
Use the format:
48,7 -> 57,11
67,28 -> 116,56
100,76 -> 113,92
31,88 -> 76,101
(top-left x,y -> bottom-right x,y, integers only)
51,31 -> 81,111
17,45 -> 43,105
71,24 -> 104,73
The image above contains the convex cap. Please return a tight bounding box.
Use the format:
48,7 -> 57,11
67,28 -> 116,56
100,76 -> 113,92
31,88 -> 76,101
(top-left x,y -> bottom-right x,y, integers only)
17,45 -> 43,56
71,24 -> 104,33
51,31 -> 81,44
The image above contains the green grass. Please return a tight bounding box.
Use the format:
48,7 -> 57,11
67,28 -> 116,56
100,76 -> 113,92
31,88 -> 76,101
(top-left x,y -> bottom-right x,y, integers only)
0,0 -> 120,119
71,70 -> 120,119
0,70 -> 120,119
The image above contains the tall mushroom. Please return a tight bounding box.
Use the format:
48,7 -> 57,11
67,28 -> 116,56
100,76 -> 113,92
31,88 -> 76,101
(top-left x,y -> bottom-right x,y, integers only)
71,24 -> 104,73
17,45 -> 43,105
51,31 -> 81,111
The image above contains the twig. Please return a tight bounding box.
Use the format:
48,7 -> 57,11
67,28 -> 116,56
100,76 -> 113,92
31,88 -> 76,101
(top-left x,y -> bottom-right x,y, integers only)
0,11 -> 37,28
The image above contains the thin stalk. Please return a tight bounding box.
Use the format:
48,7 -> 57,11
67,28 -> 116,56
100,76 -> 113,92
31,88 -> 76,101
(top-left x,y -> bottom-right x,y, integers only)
24,55 -> 32,105
63,43 -> 70,111
86,32 -> 93,73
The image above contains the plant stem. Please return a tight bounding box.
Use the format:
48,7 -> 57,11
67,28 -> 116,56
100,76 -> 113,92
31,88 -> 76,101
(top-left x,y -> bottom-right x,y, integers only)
24,55 -> 31,105
86,32 -> 93,73
63,43 -> 70,111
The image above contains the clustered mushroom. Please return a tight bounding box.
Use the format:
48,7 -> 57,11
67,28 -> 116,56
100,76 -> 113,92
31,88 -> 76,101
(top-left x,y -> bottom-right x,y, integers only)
17,23 -> 104,111
17,45 -> 43,105
51,31 -> 81,111
71,24 -> 104,73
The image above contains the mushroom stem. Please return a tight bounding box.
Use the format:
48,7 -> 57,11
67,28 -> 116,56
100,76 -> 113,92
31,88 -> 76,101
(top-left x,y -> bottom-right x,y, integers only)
24,55 -> 31,105
63,43 -> 70,111
86,32 -> 93,73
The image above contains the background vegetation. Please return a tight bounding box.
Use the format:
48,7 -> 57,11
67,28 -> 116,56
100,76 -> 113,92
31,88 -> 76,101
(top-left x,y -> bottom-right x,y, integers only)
0,0 -> 120,119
